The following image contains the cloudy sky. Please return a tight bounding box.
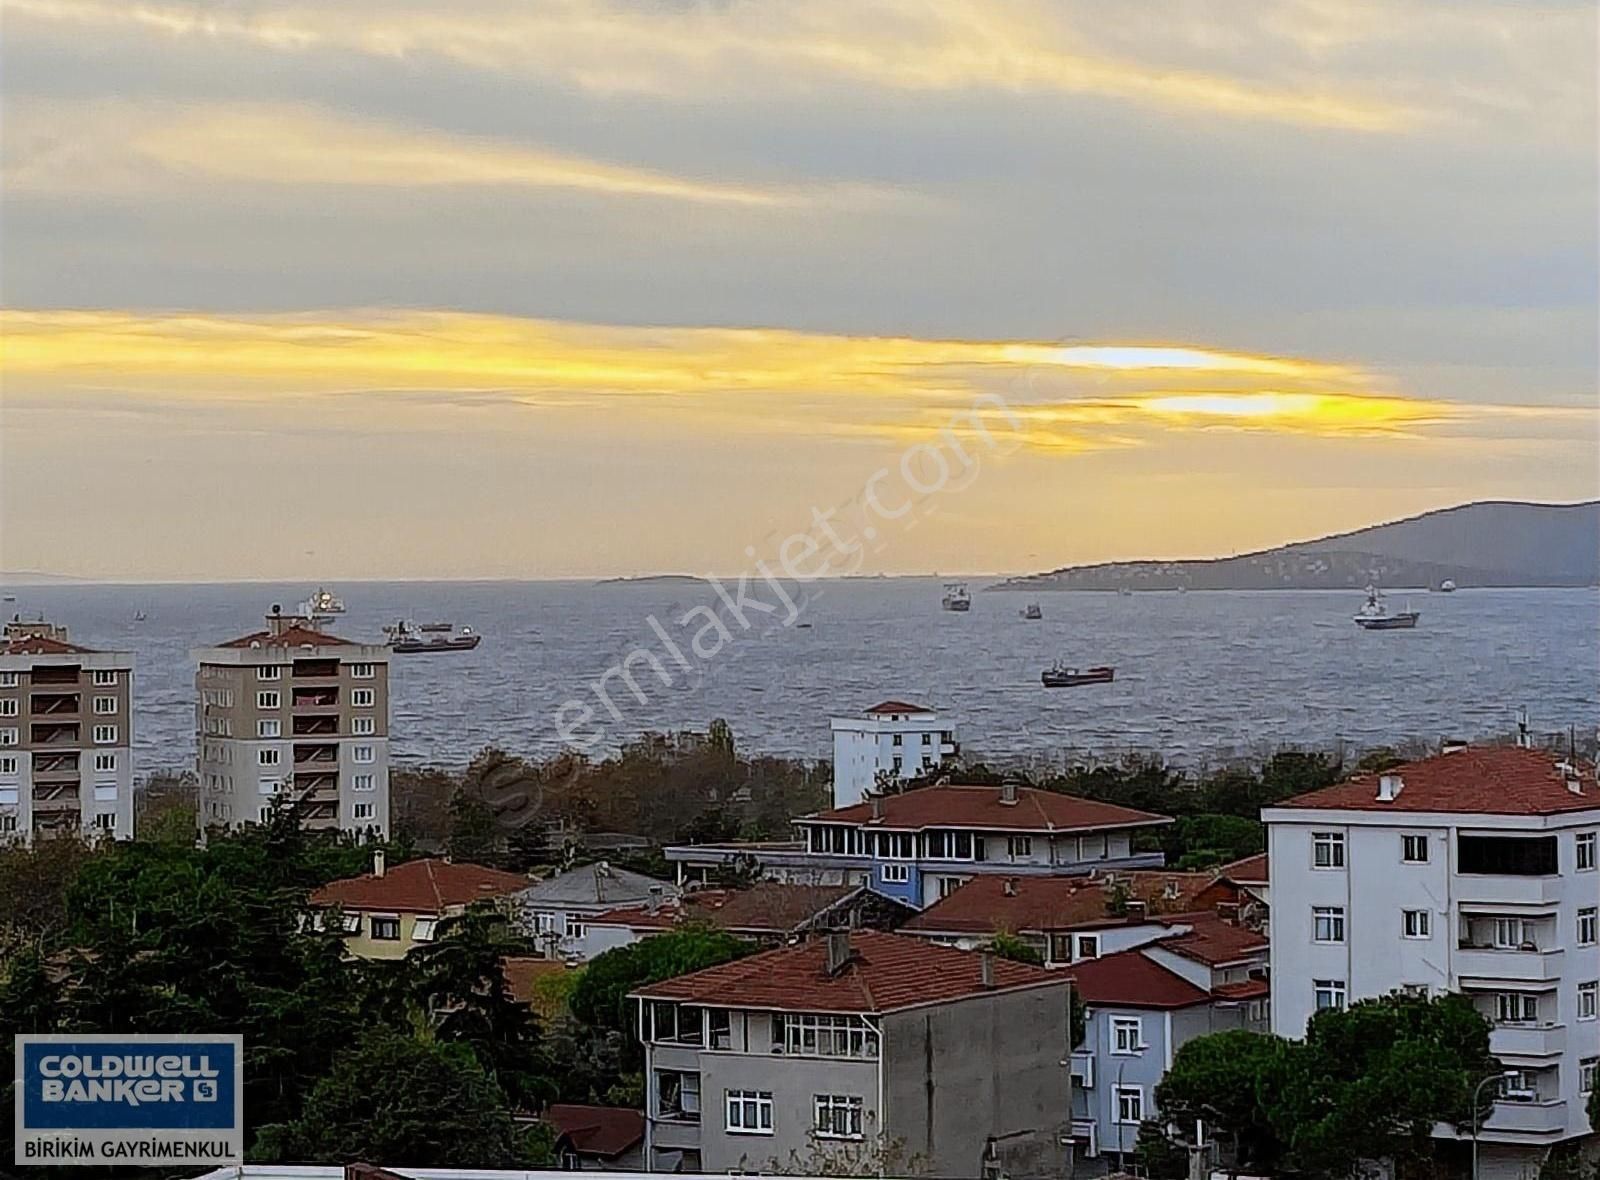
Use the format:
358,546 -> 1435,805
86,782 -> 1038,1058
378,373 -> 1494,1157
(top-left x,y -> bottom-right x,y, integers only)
1,0 -> 1595,581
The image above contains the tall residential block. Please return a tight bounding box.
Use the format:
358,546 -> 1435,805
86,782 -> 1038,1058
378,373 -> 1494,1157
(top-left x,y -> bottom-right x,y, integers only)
194,609 -> 390,836
0,617 -> 135,843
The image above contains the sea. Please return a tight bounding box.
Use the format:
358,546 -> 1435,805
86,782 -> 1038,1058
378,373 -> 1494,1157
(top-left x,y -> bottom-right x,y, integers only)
5,579 -> 1598,777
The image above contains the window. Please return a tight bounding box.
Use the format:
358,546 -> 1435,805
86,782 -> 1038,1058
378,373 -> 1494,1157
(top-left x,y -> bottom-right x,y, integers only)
1579,832 -> 1597,872
93,752 -> 116,773
1008,836 -> 1033,859
656,1071 -> 701,1121
351,688 -> 375,707
92,696 -> 117,715
370,916 -> 401,941
709,1008 -> 732,1049
0,700 -> 19,717
94,785 -> 118,802
352,716 -> 375,735
1580,1057 -> 1596,1096
92,670 -> 116,686
881,863 -> 909,884
411,917 -> 437,942
1313,906 -> 1346,943
814,1094 -> 863,1139
1110,1016 -> 1143,1054
565,913 -> 586,939
1580,981 -> 1598,1021
1579,908 -> 1598,947
353,745 -> 374,763
93,813 -> 116,832
92,724 -> 117,744
1495,993 -> 1538,1023
0,672 -> 17,687
1114,1085 -> 1144,1125
1402,909 -> 1431,939
1312,831 -> 1345,868
257,666 -> 281,681
649,1002 -> 703,1045
351,663 -> 375,679
891,734 -> 902,746
1402,834 -> 1429,863
532,911 -> 557,934
725,1090 -> 773,1135
1491,917 -> 1532,949
1073,933 -> 1100,961
0,815 -> 17,833
257,719 -> 281,738
921,732 -> 931,745
921,755 -> 934,768
1458,834 -> 1557,876
778,1013 -> 879,1059
0,729 -> 16,747
1501,1070 -> 1537,1100
0,756 -> 16,776
353,774 -> 375,791
339,912 -> 362,934
1314,980 -> 1347,1011
353,802 -> 375,821
257,690 -> 280,709
924,830 -> 975,860
937,875 -> 965,899
258,748 -> 280,767
891,756 -> 902,772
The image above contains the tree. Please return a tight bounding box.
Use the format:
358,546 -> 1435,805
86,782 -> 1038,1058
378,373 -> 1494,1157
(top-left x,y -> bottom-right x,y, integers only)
1156,1029 -> 1295,1175
251,1028 -> 548,1167
987,932 -> 1043,965
446,788 -> 502,865
570,927 -> 755,1038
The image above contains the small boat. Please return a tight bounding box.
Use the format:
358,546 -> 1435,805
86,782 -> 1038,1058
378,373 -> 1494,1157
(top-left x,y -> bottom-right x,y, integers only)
133,610 -> 147,622
1020,603 -> 1043,620
941,583 -> 972,612
417,622 -> 455,632
385,620 -> 481,653
1042,662 -> 1115,688
1353,585 -> 1419,630
1438,580 -> 1457,593
298,587 -> 346,617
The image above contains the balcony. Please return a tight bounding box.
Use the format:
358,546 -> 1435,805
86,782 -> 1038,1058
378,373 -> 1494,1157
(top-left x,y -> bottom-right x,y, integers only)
1070,1050 -> 1094,1089
1482,1099 -> 1568,1137
29,667 -> 80,686
291,688 -> 339,711
292,659 -> 340,679
1456,946 -> 1564,984
30,693 -> 80,716
1489,1023 -> 1565,1060
292,715 -> 339,737
32,786 -> 80,808
293,744 -> 339,766
1454,875 -> 1561,906
30,723 -> 80,746
33,752 -> 79,776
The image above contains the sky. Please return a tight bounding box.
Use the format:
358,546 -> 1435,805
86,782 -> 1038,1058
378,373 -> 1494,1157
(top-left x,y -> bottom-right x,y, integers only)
1,0 -> 1595,581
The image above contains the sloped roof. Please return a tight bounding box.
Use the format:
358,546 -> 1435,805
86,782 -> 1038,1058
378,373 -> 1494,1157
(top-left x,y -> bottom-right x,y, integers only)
545,1105 -> 644,1159
865,700 -> 935,715
310,858 -> 530,914
1155,914 -> 1269,966
1068,949 -> 1211,1010
591,883 -> 859,934
1274,746 -> 1596,817
513,862 -> 674,908
901,871 -> 1234,936
809,784 -> 1170,833
1218,852 -> 1268,884
218,625 -> 353,648
3,635 -> 93,655
633,929 -> 1062,1014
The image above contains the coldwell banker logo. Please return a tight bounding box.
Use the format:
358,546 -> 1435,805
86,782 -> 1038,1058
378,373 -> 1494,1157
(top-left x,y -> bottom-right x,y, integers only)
15,1034 -> 244,1167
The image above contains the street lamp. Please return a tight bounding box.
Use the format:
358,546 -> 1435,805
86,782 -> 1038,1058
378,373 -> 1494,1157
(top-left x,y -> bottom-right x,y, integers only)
1472,1070 -> 1520,1180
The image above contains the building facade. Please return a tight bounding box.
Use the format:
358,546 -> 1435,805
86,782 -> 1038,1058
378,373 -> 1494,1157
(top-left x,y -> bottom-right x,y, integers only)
830,700 -> 959,809
633,929 -> 1074,1178
194,610 -> 392,836
1263,746 -> 1599,1178
509,862 -> 679,960
0,618 -> 135,843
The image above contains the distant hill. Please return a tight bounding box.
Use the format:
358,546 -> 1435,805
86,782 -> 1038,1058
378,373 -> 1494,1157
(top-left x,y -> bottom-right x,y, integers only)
991,501 -> 1600,592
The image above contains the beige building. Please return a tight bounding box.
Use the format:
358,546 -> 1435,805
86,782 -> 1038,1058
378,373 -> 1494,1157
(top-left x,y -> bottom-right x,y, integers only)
310,853 -> 531,959
194,609 -> 391,836
0,617 -> 135,843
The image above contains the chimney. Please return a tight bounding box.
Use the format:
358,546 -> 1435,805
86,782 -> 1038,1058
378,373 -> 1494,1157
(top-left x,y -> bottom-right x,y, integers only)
1516,708 -> 1532,748
647,884 -> 664,915
1376,773 -> 1404,802
372,849 -> 386,878
979,951 -> 996,989
999,777 -> 1020,805
1556,762 -> 1583,795
824,930 -> 853,976
1002,877 -> 1018,897
870,795 -> 883,821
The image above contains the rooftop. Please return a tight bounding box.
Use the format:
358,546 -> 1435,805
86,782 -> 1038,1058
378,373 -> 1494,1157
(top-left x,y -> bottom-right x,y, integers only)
217,624 -> 354,649
808,783 -> 1170,833
512,862 -> 674,908
1154,913 -> 1269,967
1,635 -> 92,655
901,871 -> 1233,936
544,1104 -> 645,1160
592,882 -> 859,934
633,929 -> 1062,1014
863,699 -> 935,715
1272,746 -> 1597,817
310,858 -> 530,914
1218,852 -> 1268,884
1067,949 -> 1211,1010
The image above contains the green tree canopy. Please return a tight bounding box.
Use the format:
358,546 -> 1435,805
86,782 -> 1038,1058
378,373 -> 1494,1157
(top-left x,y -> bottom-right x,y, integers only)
570,927 -> 755,1036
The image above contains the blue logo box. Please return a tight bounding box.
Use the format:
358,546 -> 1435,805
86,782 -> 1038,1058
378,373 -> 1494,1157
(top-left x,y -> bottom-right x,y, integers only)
17,1035 -> 242,1132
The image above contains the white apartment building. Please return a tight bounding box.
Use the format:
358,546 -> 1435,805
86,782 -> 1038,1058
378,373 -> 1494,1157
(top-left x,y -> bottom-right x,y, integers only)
194,609 -> 391,837
1264,745 -> 1599,1179
829,700 -> 958,808
0,618 -> 135,843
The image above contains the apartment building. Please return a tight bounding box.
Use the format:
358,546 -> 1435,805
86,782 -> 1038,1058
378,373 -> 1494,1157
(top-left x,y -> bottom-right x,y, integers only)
509,862 -> 678,960
194,610 -> 391,836
0,618 -> 135,843
668,780 -> 1170,908
1263,745 -> 1599,1179
830,700 -> 959,808
632,929 -> 1074,1178
310,853 -> 530,960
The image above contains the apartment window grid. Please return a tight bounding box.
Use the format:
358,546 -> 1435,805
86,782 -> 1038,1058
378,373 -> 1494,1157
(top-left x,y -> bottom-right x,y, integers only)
258,719 -> 281,738
352,802 -> 375,821
1580,1057 -> 1596,1096
1580,981 -> 1598,1022
0,672 -> 18,687
353,746 -> 375,764
813,1094 -> 864,1139
92,670 -> 116,687
350,663 -> 375,679
92,724 -> 117,744
351,688 -> 375,708
93,696 -> 117,715
725,1090 -> 773,1135
1312,831 -> 1345,868
1578,832 -> 1597,872
880,863 -> 909,884
0,729 -> 16,747
1008,836 -> 1033,859
937,875 -> 965,899
0,756 -> 17,776
0,815 -> 17,833
1579,907 -> 1598,947
353,774 -> 375,792
1114,1085 -> 1144,1125
0,700 -> 18,718
93,814 -> 116,832
1075,934 -> 1101,961
411,917 -> 437,942
1313,979 -> 1347,1011
257,691 -> 280,709
93,753 -> 116,773
1110,1016 -> 1143,1054
1401,834 -> 1429,863
370,916 -> 401,941
352,717 -> 376,736
565,914 -> 585,940
779,1013 -> 880,1059
1313,906 -> 1346,943
1496,993 -> 1538,1023
258,749 -> 281,767
1402,909 -> 1431,939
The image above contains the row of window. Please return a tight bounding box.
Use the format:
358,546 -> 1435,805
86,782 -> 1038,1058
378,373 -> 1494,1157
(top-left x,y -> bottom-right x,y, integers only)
0,696 -> 119,717
0,727 -> 119,746
804,826 -> 1053,862
256,664 -> 376,680
1311,981 -> 1598,1020
0,671 -> 118,688
245,717 -> 377,738
257,746 -> 377,766
1311,830 -> 1597,872
1308,905 -> 1597,946
253,689 -> 378,709
0,753 -> 118,775
688,1088 -> 864,1140
530,911 -> 589,940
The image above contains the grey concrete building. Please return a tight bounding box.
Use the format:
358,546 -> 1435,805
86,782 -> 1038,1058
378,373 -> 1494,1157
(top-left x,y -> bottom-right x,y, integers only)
632,929 -> 1074,1178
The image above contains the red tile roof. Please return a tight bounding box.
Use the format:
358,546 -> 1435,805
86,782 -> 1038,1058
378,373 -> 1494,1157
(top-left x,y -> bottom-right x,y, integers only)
310,858 -> 529,914
1274,746 -> 1597,817
592,883 -> 858,935
633,929 -> 1062,1014
545,1105 -> 644,1159
219,625 -> 353,648
865,700 -> 934,715
3,636 -> 92,655
810,784 -> 1170,832
1067,949 -> 1211,1009
1219,852 -> 1268,884
901,872 -> 1236,936
1212,978 -> 1270,1001
1155,915 -> 1269,966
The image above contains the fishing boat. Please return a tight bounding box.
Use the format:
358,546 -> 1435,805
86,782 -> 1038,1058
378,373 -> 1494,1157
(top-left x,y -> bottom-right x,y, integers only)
384,620 -> 481,653
1438,579 -> 1457,593
1353,585 -> 1419,630
1020,603 -> 1043,620
417,622 -> 455,633
298,587 -> 346,619
1041,662 -> 1114,688
941,583 -> 972,612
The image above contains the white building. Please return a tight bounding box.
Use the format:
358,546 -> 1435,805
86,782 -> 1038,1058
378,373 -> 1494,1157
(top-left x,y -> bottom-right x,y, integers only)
829,700 -> 958,808
1263,745 -> 1599,1179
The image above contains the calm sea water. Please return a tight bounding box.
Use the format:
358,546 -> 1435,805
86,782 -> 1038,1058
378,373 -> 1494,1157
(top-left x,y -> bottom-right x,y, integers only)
4,579 -> 1597,776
